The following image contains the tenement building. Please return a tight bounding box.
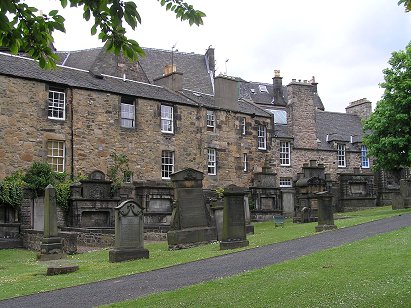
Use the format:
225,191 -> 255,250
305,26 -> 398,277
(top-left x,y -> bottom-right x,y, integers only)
0,45 -> 396,217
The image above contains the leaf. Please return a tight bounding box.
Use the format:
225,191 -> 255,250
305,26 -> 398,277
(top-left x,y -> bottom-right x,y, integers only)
91,24 -> 97,35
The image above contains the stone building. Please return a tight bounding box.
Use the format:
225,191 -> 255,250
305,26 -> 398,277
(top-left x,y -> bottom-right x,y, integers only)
0,45 -> 390,220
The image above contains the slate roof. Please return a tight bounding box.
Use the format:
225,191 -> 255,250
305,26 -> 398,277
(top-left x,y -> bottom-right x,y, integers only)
56,47 -> 214,95
179,89 -> 270,118
315,110 -> 364,150
0,52 -> 194,106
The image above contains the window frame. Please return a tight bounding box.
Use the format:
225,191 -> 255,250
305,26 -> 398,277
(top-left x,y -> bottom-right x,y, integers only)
123,172 -> 133,184
206,110 -> 215,132
243,153 -> 248,172
337,143 -> 346,168
47,140 -> 65,173
120,97 -> 135,128
161,104 -> 174,133
257,125 -> 267,150
361,145 -> 370,169
240,117 -> 246,135
161,150 -> 174,179
280,141 -> 291,166
48,87 -> 66,120
207,148 -> 217,175
279,177 -> 293,188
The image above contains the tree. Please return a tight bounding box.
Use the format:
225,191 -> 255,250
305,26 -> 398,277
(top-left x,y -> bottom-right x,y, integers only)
363,41 -> 411,171
0,0 -> 205,68
398,0 -> 411,12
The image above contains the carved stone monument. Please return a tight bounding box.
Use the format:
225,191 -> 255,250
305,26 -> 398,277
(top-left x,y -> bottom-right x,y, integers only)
167,168 -> 217,249
109,200 -> 149,262
220,185 -> 249,250
315,191 -> 337,232
39,185 -> 64,260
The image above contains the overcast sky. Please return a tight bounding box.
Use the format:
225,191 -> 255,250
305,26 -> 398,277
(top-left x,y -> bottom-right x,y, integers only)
27,0 -> 411,112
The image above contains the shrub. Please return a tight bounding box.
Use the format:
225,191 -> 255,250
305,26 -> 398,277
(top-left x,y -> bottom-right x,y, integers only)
0,171 -> 25,208
23,162 -> 54,194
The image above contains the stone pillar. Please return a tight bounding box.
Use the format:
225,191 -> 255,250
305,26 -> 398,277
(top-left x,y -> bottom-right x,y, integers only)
220,185 -> 249,250
109,200 -> 149,262
315,191 -> 337,232
39,185 -> 63,260
400,178 -> 411,208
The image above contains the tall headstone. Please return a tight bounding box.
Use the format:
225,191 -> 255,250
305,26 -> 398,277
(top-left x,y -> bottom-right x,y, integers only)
39,185 -> 63,259
220,185 -> 249,250
109,200 -> 149,262
315,191 -> 337,232
167,168 -> 217,249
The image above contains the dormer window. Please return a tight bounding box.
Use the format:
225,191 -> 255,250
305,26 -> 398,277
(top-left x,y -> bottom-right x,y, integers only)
259,85 -> 268,93
250,89 -> 256,94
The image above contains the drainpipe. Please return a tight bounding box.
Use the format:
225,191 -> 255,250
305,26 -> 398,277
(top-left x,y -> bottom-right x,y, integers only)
70,88 -> 74,180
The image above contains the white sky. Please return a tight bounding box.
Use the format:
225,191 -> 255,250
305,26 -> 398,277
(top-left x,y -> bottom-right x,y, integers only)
26,0 -> 411,112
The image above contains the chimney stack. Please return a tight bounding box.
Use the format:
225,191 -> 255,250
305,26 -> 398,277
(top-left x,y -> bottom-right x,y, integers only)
153,65 -> 183,91
214,75 -> 238,110
272,69 -> 286,106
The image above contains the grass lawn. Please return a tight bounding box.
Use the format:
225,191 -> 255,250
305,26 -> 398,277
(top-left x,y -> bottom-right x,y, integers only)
0,206 -> 410,301
109,226 -> 411,308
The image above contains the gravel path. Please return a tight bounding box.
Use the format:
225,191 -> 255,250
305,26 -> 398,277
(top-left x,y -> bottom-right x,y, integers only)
1,213 -> 410,308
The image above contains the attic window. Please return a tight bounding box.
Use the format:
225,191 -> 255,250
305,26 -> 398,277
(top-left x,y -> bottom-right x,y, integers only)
250,89 -> 256,94
259,85 -> 268,93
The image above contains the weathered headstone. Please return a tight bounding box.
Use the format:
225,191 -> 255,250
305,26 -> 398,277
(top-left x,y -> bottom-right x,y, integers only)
167,168 -> 217,249
39,185 -> 64,260
109,199 -> 149,262
220,185 -> 249,250
315,191 -> 337,232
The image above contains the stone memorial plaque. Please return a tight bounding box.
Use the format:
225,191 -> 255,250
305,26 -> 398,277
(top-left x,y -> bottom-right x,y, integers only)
178,189 -> 207,229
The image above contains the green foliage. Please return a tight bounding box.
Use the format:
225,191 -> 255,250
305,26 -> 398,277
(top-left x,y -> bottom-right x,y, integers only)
23,161 -> 54,193
0,171 -> 25,208
398,0 -> 411,12
363,41 -> 411,170
215,187 -> 224,199
54,172 -> 74,211
108,152 -> 131,193
0,0 -> 205,69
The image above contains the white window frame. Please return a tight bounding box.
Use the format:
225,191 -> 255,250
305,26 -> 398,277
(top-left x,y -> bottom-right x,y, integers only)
280,141 -> 291,166
47,140 -> 65,173
206,110 -> 215,131
243,153 -> 248,172
123,172 -> 133,183
279,177 -> 293,188
48,88 -> 66,120
361,145 -> 370,169
161,105 -> 174,133
257,125 -> 267,150
120,98 -> 135,128
161,150 -> 174,179
208,148 -> 216,175
240,117 -> 246,135
337,143 -> 346,167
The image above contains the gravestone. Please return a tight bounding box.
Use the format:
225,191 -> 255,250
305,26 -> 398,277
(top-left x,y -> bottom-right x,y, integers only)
220,185 -> 249,250
167,168 -> 217,249
39,185 -> 64,260
315,191 -> 337,232
109,200 -> 149,262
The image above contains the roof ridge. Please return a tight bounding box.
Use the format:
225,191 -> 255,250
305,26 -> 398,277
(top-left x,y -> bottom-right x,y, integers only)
142,46 -> 202,56
55,47 -> 103,54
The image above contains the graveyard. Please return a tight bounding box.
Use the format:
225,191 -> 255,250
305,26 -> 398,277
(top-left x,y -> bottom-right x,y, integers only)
0,206 -> 410,306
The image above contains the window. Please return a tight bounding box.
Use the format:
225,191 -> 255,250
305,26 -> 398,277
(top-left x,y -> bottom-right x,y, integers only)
206,110 -> 215,132
337,143 -> 346,167
161,105 -> 173,133
361,145 -> 369,168
120,98 -> 135,128
259,85 -> 268,93
123,172 -> 133,183
240,117 -> 246,135
161,151 -> 174,179
266,109 -> 287,124
280,141 -> 291,166
47,140 -> 65,173
257,125 -> 267,150
48,88 -> 65,120
208,148 -> 216,175
243,153 -> 248,172
279,178 -> 293,187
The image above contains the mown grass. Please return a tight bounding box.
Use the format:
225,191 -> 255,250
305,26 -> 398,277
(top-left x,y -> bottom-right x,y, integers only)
0,206 -> 409,301
108,226 -> 411,308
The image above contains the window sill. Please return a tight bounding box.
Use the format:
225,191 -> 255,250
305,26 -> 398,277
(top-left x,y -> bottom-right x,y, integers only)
48,117 -> 65,121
